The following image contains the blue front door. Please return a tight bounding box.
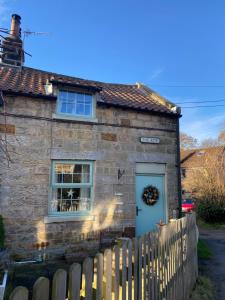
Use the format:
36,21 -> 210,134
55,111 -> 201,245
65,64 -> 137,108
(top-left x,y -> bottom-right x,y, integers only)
136,174 -> 166,236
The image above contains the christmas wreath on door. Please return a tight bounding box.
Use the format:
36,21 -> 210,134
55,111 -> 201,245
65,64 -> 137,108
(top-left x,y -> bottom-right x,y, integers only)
142,185 -> 159,205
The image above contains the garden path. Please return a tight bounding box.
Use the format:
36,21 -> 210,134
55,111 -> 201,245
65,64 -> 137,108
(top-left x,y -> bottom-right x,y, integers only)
199,228 -> 225,300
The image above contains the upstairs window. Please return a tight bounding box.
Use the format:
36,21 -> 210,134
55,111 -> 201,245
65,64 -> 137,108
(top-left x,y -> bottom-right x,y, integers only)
57,90 -> 94,118
50,161 -> 93,215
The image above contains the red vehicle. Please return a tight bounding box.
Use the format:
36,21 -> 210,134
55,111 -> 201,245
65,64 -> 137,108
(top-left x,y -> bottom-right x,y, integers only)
182,199 -> 196,213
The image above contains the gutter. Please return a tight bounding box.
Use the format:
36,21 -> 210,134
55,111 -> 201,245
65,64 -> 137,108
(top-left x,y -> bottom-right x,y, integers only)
2,90 -> 57,100
98,101 -> 181,119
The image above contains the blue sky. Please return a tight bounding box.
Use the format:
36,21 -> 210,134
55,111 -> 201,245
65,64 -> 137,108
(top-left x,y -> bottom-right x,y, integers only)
1,0 -> 225,142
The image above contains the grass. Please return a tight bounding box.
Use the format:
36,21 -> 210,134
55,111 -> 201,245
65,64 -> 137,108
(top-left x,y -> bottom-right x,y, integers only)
197,218 -> 225,230
197,239 -> 212,260
190,276 -> 215,300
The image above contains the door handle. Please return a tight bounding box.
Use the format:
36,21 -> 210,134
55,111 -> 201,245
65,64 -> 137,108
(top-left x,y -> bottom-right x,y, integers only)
136,206 -> 142,216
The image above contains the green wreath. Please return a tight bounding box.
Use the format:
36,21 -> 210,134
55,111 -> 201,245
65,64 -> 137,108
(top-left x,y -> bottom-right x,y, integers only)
142,185 -> 159,206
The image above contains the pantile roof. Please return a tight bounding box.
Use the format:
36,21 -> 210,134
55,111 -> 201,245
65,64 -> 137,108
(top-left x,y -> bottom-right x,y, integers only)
0,65 -> 179,116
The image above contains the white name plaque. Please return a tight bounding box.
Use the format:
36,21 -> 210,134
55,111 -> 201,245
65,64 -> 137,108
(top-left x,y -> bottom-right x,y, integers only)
140,137 -> 160,144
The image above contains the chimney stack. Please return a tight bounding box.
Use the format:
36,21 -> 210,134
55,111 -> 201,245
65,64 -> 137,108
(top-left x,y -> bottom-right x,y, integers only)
0,14 -> 24,67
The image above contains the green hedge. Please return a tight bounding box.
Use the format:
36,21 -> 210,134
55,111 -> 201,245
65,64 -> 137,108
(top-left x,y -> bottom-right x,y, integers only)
197,200 -> 225,223
0,215 -> 5,249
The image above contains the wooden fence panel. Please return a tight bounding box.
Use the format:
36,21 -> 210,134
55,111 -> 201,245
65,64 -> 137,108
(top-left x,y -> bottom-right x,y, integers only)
9,286 -> 29,300
52,269 -> 67,300
33,277 -> 49,300
68,263 -> 81,300
8,213 -> 198,300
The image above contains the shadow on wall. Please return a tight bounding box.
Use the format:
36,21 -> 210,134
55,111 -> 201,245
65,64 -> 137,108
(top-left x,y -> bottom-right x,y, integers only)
81,197 -> 123,234
34,197 -> 124,258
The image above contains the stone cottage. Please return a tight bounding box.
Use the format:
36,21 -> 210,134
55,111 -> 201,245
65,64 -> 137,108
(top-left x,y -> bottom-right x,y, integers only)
0,15 -> 181,258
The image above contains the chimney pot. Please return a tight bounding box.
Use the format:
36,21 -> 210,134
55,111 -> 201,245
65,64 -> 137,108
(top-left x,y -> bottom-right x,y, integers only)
10,14 -> 21,39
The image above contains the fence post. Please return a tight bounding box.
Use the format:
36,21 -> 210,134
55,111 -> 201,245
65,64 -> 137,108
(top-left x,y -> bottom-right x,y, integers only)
9,286 -> 29,300
122,240 -> 127,300
32,277 -> 49,300
133,238 -> 138,300
96,253 -> 103,300
138,236 -> 143,300
127,239 -> 132,300
52,269 -> 67,300
104,249 -> 112,300
68,263 -> 81,300
113,245 -> 120,300
83,257 -> 93,300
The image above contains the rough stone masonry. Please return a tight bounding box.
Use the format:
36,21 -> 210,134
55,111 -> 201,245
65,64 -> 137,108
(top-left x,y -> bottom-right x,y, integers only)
0,94 -> 179,259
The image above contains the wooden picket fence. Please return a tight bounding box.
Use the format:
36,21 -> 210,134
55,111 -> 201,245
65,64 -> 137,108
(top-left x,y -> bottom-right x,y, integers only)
8,213 -> 198,300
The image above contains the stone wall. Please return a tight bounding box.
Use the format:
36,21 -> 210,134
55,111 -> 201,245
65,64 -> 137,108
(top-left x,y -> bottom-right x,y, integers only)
0,95 -> 179,258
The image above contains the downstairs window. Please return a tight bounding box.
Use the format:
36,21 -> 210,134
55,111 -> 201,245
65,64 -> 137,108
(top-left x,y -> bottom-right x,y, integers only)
50,161 -> 93,215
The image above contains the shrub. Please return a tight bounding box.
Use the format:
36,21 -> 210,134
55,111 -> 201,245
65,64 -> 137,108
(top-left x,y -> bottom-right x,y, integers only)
190,276 -> 214,300
0,215 -> 5,249
197,199 -> 225,223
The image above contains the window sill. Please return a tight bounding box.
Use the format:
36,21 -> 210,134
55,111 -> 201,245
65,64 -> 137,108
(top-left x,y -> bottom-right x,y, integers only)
44,215 -> 95,224
52,113 -> 98,123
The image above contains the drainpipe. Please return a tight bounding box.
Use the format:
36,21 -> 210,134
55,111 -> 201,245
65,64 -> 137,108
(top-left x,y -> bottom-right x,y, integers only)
176,112 -> 182,218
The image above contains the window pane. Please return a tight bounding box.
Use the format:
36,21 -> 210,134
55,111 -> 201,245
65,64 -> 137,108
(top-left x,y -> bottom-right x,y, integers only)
73,164 -> 90,183
85,94 -> 92,104
59,91 -> 67,100
50,187 -> 91,212
68,92 -> 75,101
76,103 -> 85,115
82,165 -> 90,183
67,101 -> 74,114
55,164 -> 63,183
73,164 -> 81,183
60,102 -> 67,113
84,104 -> 91,116
77,93 -> 84,102
55,163 -> 74,183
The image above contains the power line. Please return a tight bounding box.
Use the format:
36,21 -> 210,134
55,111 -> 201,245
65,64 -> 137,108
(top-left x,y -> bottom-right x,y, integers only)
148,84 -> 225,88
176,99 -> 225,104
180,104 -> 225,109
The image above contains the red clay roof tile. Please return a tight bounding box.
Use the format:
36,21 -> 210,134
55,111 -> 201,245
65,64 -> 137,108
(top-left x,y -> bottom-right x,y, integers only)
0,65 -> 178,116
